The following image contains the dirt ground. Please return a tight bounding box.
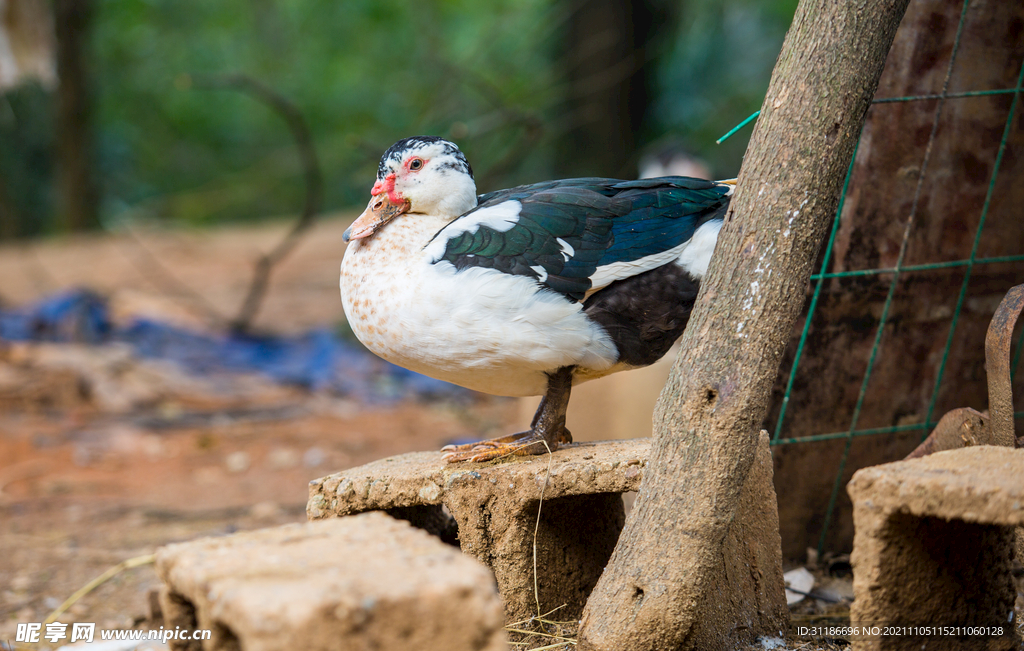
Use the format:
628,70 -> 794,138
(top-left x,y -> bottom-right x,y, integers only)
0,395 -> 518,646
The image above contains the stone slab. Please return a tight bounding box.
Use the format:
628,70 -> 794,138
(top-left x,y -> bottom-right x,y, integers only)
156,512 -> 507,651
307,439 -> 648,519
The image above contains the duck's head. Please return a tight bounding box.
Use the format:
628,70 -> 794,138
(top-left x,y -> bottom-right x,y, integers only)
343,136 -> 477,242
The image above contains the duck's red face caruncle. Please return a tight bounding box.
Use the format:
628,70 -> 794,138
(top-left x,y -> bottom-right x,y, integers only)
343,168 -> 414,242
371,171 -> 404,205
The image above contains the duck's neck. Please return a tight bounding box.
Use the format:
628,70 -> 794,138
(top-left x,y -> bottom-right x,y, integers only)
349,213 -> 454,261
340,212 -> 456,364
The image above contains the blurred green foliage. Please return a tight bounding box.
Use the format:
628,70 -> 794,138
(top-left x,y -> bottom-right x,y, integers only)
651,0 -> 799,176
94,0 -> 560,226
0,0 -> 796,235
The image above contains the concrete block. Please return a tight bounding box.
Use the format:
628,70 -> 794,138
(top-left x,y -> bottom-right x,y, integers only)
848,446 -> 1024,651
156,513 -> 507,651
309,435 -> 787,632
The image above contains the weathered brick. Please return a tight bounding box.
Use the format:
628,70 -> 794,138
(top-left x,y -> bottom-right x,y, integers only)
156,512 -> 507,651
848,446 -> 1024,651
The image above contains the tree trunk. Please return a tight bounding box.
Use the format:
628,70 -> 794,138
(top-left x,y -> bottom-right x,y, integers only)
54,0 -> 99,232
0,173 -> 17,240
577,0 -> 910,649
555,0 -> 677,179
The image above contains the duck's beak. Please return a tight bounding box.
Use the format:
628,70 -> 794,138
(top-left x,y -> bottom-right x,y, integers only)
343,191 -> 411,242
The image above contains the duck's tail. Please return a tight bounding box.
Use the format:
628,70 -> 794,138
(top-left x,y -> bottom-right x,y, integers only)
716,178 -> 738,195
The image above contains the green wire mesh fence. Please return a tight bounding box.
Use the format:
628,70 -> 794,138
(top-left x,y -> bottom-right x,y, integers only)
719,0 -> 1024,556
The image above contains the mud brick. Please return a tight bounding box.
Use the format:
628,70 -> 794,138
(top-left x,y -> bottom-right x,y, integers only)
156,512 -> 506,651
848,446 -> 1024,651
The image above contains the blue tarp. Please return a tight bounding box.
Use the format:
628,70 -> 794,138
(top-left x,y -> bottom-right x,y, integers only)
0,289 -> 466,402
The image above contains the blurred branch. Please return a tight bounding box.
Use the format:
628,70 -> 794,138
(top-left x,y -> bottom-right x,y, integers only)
119,221 -> 230,327
191,73 -> 324,334
476,120 -> 543,190
460,78 -> 544,188
428,55 -> 545,189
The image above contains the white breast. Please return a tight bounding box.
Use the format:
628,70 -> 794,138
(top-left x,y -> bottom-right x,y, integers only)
340,217 -> 618,397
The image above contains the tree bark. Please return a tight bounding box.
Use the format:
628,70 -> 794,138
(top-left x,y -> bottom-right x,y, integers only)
0,173 -> 17,240
54,0 -> 100,232
577,0 -> 911,649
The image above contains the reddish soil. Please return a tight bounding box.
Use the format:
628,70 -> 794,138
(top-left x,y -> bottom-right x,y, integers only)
0,398 -> 517,644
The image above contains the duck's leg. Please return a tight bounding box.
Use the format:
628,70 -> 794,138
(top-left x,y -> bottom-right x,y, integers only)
441,366 -> 574,463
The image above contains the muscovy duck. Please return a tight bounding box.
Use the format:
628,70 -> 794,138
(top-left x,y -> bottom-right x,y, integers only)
340,136 -> 733,462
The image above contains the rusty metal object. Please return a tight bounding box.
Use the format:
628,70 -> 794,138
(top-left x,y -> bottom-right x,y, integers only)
906,283 -> 1024,458
985,283 -> 1024,448
905,407 -> 989,459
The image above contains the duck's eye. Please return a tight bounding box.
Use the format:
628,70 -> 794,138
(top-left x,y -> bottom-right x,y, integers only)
408,158 -> 423,171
